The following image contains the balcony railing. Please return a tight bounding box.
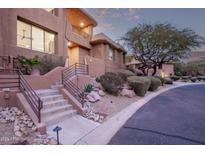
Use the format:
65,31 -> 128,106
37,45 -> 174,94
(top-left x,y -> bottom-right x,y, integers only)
72,26 -> 90,39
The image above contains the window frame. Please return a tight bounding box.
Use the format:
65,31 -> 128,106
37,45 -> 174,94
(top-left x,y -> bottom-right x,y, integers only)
17,19 -> 56,54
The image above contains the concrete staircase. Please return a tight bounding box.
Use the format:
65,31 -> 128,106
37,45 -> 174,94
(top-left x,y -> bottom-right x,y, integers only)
35,81 -> 77,126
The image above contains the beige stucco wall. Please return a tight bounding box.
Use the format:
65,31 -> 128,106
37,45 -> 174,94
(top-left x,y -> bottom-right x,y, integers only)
0,90 -> 19,107
162,64 -> 174,77
85,55 -> 105,77
0,9 -> 68,62
24,66 -> 64,90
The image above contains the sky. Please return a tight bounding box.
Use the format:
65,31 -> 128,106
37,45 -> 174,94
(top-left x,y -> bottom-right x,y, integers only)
85,8 -> 205,51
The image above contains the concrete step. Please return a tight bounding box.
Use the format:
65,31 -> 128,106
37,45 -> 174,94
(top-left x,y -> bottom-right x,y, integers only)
40,94 -> 63,102
35,89 -> 59,97
51,84 -> 63,89
42,110 -> 77,126
41,104 -> 73,118
43,99 -> 68,109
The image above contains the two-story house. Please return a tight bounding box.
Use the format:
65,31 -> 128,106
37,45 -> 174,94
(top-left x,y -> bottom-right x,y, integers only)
0,8 -> 126,76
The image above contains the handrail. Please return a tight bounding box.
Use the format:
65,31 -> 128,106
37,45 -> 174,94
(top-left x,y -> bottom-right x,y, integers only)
18,70 -> 43,123
0,68 -> 42,123
62,63 -> 89,107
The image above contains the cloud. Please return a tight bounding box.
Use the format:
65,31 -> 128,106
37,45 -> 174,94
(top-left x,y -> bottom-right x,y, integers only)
97,23 -> 113,30
91,8 -> 141,22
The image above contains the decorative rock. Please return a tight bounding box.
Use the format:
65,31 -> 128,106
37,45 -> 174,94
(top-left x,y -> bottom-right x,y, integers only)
28,122 -> 33,128
98,90 -> 105,97
14,125 -> 20,131
87,91 -> 100,103
0,119 -> 7,123
15,131 -> 22,137
121,89 -> 135,98
48,138 -> 57,145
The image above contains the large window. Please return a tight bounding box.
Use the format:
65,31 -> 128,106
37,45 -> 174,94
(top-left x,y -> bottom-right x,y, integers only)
45,32 -> 55,54
108,46 -> 115,61
17,20 -> 55,54
17,21 -> 31,49
32,26 -> 44,51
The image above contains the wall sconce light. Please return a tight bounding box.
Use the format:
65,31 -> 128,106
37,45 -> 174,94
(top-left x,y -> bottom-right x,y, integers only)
80,22 -> 84,27
68,41 -> 72,47
3,88 -> 10,100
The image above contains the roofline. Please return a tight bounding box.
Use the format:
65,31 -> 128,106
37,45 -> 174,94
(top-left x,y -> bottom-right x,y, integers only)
91,33 -> 127,53
79,9 -> 98,27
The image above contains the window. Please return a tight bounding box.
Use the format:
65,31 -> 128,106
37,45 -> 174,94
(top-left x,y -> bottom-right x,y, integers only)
17,20 -> 55,54
32,26 -> 44,52
17,21 -> 31,49
45,32 -> 55,54
108,47 -> 115,61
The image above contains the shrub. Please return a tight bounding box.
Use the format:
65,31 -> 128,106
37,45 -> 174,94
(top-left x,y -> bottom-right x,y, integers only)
147,76 -> 161,91
174,61 -> 205,76
99,72 -> 123,95
84,84 -> 94,93
170,75 -> 180,81
39,55 -> 65,75
164,78 -> 173,84
117,69 -> 135,82
14,55 -> 40,75
127,76 -> 151,97
190,77 -> 197,82
154,76 -> 165,86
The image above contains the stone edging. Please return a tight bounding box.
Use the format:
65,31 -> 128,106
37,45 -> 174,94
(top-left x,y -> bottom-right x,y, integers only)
75,82 -> 205,145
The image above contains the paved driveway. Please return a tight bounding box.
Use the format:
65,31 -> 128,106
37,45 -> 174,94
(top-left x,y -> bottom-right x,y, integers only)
109,84 -> 205,145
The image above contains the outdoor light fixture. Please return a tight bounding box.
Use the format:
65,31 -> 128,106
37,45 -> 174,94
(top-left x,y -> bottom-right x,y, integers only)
68,41 -> 72,47
80,22 -> 84,27
53,126 -> 62,145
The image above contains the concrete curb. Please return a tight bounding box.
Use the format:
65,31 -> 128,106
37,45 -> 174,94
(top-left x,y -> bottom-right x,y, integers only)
75,82 -> 205,145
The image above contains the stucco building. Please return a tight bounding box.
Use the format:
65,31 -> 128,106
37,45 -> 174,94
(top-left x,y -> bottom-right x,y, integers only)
0,8 -> 126,76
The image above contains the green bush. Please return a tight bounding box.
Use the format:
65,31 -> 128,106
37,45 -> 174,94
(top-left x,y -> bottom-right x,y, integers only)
170,75 -> 180,81
84,84 -> 94,93
99,72 -> 123,95
117,69 -> 135,81
15,55 -> 40,75
154,76 -> 165,86
190,77 -> 197,82
127,76 -> 151,96
164,78 -> 173,84
147,76 -> 161,91
174,61 -> 205,76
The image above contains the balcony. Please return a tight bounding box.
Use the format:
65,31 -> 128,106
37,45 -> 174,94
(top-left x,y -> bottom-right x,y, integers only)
72,25 -> 90,40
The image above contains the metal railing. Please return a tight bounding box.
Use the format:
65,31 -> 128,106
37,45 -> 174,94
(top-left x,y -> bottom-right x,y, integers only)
62,63 -> 89,107
19,71 -> 43,123
0,68 -> 43,123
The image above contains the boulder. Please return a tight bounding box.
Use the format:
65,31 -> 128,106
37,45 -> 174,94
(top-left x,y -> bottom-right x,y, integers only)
121,89 -> 135,98
98,90 -> 105,97
87,91 -> 100,103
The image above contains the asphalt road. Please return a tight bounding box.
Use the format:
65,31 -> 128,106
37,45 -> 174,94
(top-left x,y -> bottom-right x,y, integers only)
109,84 -> 205,145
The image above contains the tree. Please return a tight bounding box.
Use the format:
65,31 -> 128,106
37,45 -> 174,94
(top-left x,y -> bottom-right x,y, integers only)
122,23 -> 205,75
